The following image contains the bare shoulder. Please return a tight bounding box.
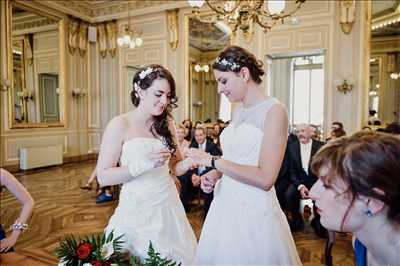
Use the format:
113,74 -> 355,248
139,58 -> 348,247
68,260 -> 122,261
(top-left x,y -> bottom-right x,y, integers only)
266,102 -> 288,121
106,113 -> 129,131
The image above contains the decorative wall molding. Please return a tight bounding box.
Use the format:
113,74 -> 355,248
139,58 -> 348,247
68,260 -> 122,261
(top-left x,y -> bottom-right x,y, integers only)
88,43 -> 100,128
88,132 -> 101,153
13,16 -> 57,32
5,135 -> 68,162
167,9 -> 179,51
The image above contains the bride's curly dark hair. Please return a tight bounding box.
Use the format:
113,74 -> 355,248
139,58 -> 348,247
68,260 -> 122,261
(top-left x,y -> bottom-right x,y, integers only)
131,64 -> 178,152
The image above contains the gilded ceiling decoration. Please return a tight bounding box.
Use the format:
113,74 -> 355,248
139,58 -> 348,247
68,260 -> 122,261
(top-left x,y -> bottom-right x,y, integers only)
51,0 -> 173,18
372,0 -> 400,37
12,10 -> 57,32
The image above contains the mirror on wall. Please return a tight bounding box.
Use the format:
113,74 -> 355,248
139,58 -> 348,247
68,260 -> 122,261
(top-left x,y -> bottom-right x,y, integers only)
369,1 -> 400,125
188,15 -> 231,123
8,3 -> 65,127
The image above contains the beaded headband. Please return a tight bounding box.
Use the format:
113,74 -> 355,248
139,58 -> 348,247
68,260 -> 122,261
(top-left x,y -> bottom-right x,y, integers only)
215,57 -> 241,71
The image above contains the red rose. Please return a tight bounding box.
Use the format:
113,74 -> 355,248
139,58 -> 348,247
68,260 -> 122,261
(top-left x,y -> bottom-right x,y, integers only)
91,261 -> 103,266
76,243 -> 92,260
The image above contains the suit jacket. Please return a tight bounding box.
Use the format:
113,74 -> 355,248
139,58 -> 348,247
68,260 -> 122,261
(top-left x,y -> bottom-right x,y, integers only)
288,138 -> 325,189
188,139 -> 222,177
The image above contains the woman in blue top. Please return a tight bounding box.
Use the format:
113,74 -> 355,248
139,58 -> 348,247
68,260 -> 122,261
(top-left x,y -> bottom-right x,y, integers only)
309,131 -> 400,266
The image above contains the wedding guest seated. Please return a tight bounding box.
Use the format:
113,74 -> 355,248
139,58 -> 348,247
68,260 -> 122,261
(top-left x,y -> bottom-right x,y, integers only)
210,122 -> 222,153
368,110 -> 381,125
275,138 -> 291,212
194,121 -> 203,129
326,121 -> 345,141
310,124 -> 322,141
384,122 -> 400,135
182,119 -> 193,141
176,124 -> 192,211
310,131 -> 400,266
286,124 -> 326,236
188,127 -> 221,218
80,167 -> 97,191
0,168 -> 34,253
328,127 -> 346,141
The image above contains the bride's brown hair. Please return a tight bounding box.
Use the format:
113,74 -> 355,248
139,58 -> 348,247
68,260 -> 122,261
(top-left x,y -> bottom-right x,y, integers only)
213,45 -> 265,84
131,64 -> 178,152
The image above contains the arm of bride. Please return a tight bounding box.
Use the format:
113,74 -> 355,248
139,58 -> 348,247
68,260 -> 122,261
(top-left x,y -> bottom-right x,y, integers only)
168,119 -> 197,177
188,104 -> 288,191
97,117 -> 132,186
97,117 -> 169,186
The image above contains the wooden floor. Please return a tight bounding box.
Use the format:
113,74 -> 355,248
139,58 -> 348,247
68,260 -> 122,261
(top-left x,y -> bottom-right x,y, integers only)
0,161 -> 355,265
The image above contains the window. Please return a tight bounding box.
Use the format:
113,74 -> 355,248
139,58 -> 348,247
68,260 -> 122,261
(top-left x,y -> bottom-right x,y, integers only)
290,55 -> 324,126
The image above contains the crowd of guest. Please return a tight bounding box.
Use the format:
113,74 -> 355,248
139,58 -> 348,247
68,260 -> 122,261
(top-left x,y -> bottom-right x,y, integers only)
176,119 -> 225,218
275,120 -> 400,239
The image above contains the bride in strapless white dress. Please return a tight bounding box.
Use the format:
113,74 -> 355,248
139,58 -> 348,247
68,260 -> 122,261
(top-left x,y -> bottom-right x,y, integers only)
96,65 -> 197,265
105,137 -> 197,264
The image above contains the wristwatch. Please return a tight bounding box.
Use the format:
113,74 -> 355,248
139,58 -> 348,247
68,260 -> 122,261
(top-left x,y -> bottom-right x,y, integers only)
211,156 -> 220,169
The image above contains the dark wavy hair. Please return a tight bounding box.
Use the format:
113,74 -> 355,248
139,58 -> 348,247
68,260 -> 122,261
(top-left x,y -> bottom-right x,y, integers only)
131,64 -> 178,152
311,131 -> 400,228
212,45 -> 265,84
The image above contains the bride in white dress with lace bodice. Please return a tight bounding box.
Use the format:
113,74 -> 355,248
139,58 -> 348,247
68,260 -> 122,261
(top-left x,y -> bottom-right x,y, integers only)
188,46 -> 301,265
97,65 -> 197,264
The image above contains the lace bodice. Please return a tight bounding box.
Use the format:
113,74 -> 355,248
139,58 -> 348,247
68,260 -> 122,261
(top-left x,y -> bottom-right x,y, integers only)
220,97 -> 279,166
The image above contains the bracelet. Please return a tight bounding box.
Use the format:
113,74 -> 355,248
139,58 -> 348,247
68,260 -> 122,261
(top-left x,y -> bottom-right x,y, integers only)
211,156 -> 220,169
10,222 -> 28,232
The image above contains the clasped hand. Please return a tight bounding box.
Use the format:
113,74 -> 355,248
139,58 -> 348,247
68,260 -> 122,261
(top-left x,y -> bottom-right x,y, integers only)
185,148 -> 212,167
186,148 -> 217,193
147,148 -> 171,168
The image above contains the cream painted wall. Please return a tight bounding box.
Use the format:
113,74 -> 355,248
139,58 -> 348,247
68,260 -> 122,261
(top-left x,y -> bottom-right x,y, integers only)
171,1 -> 370,136
0,1 -> 91,167
229,1 -> 369,135
1,1 -> 371,168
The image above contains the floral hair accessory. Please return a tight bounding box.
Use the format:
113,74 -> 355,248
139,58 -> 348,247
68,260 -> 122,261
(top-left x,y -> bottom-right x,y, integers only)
139,67 -> 156,79
133,82 -> 141,94
215,57 -> 241,71
134,67 -> 158,94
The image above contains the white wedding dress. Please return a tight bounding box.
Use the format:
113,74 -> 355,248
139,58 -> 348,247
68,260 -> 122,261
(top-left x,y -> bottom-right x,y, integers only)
195,98 -> 301,265
105,137 -> 197,265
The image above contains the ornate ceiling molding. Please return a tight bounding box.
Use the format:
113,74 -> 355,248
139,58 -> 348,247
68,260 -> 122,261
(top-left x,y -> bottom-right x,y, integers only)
36,0 -> 188,23
12,12 -> 57,32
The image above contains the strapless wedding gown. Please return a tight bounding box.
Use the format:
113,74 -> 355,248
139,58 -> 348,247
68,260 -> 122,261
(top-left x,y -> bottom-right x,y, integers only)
195,98 -> 301,265
105,137 -> 197,265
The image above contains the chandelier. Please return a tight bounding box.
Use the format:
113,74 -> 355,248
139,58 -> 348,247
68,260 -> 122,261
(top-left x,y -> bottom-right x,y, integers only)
117,10 -> 143,49
188,0 -> 306,41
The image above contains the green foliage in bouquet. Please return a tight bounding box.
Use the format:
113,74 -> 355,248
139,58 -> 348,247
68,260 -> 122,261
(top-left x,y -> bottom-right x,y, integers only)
55,230 -> 124,265
130,242 -> 181,266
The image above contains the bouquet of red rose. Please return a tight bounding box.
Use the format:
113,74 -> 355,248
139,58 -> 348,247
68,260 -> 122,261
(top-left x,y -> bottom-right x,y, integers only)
55,230 -> 124,266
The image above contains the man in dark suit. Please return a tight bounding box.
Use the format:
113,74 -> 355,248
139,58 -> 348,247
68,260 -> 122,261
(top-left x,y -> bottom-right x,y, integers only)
275,134 -> 293,211
188,127 -> 221,218
286,124 -> 326,237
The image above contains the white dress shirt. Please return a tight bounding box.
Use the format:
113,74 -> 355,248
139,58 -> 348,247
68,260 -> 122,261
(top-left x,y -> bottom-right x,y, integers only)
298,140 -> 312,191
198,142 -> 206,175
300,140 -> 312,175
